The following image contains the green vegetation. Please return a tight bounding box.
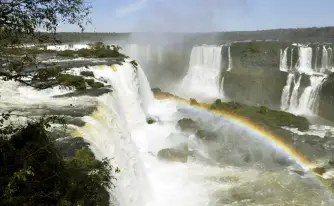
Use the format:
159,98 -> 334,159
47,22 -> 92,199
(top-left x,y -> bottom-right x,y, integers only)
177,118 -> 198,131
146,117 -> 156,124
210,100 -> 309,131
190,98 -> 199,106
35,67 -> 61,81
0,121 -> 117,206
0,0 -> 118,205
152,88 -> 162,93
80,71 -> 95,77
85,78 -> 105,89
56,42 -> 124,58
57,74 -> 87,90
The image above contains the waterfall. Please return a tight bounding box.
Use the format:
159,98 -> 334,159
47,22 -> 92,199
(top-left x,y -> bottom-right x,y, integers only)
288,75 -> 301,112
280,73 -> 294,111
227,46 -> 232,71
321,46 -> 328,73
314,47 -> 320,72
73,63 -> 154,206
280,48 -> 289,72
290,48 -> 294,70
297,46 -> 313,74
181,45 -> 223,101
328,47 -> 332,69
295,76 -> 326,115
280,45 -> 330,116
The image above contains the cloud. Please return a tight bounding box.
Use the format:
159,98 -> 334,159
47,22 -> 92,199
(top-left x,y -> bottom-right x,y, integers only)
115,0 -> 149,17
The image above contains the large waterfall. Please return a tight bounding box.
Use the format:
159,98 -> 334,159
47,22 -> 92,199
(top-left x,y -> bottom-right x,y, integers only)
180,45 -> 223,101
2,41 -> 334,205
280,45 -> 329,116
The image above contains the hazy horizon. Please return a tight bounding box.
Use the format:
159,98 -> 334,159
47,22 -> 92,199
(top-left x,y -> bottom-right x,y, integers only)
59,0 -> 334,33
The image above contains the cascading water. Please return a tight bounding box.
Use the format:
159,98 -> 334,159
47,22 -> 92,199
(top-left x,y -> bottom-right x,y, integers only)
290,48 -> 295,70
288,75 -> 302,111
227,46 -> 232,71
280,45 -> 328,116
281,73 -> 294,110
67,63 -> 154,206
180,45 -> 223,101
327,47 -> 332,69
280,48 -> 289,72
297,46 -> 313,74
321,46 -> 329,73
314,47 -> 320,72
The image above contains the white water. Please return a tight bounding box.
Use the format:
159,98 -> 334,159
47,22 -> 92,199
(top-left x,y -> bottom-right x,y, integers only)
288,75 -> 301,112
321,46 -> 328,73
290,48 -> 295,70
281,73 -> 294,110
280,45 -> 328,115
47,44 -> 90,51
227,46 -> 232,71
314,47 -> 320,72
280,48 -> 289,72
180,45 -> 223,101
297,47 -> 313,74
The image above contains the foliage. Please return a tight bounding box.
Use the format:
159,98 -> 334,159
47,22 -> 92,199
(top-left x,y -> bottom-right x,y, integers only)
85,79 -> 104,89
80,71 -> 95,77
91,82 -> 104,89
0,0 -> 91,88
56,42 -> 124,58
0,122 -> 117,206
35,67 -> 61,81
57,50 -> 76,57
209,99 -> 309,131
152,87 -> 162,93
57,74 -> 86,90
190,98 -> 199,105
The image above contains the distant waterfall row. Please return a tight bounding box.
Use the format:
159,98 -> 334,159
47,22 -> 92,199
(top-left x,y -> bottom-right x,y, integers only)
280,45 -> 333,73
280,45 -> 329,116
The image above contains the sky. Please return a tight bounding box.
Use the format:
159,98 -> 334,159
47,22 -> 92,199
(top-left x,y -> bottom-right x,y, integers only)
60,0 -> 334,33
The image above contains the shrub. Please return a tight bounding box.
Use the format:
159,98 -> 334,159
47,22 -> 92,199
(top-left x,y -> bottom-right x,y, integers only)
80,71 -> 94,77
0,123 -> 117,206
152,88 -> 162,93
57,50 -> 76,57
91,82 -> 104,89
190,98 -> 199,105
258,106 -> 268,114
36,67 -> 61,80
57,74 -> 86,90
85,78 -> 95,86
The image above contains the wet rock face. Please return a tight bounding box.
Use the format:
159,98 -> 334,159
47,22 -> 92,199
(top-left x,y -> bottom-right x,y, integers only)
157,144 -> 193,163
223,70 -> 287,108
55,137 -> 90,158
319,73 -> 334,122
176,118 -> 198,132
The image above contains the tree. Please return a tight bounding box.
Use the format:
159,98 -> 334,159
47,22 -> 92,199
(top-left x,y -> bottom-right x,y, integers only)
0,0 -> 91,88
0,1 -> 117,205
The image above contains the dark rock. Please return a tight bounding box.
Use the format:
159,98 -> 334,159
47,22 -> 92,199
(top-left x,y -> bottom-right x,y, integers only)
319,73 -> 334,122
151,87 -> 162,93
176,118 -> 198,132
146,117 -> 156,124
53,87 -> 112,98
313,167 -> 326,176
55,137 -> 90,158
196,129 -> 218,141
157,144 -> 192,163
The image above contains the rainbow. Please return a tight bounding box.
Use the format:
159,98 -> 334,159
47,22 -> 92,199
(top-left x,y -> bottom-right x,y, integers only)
153,92 -> 333,191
